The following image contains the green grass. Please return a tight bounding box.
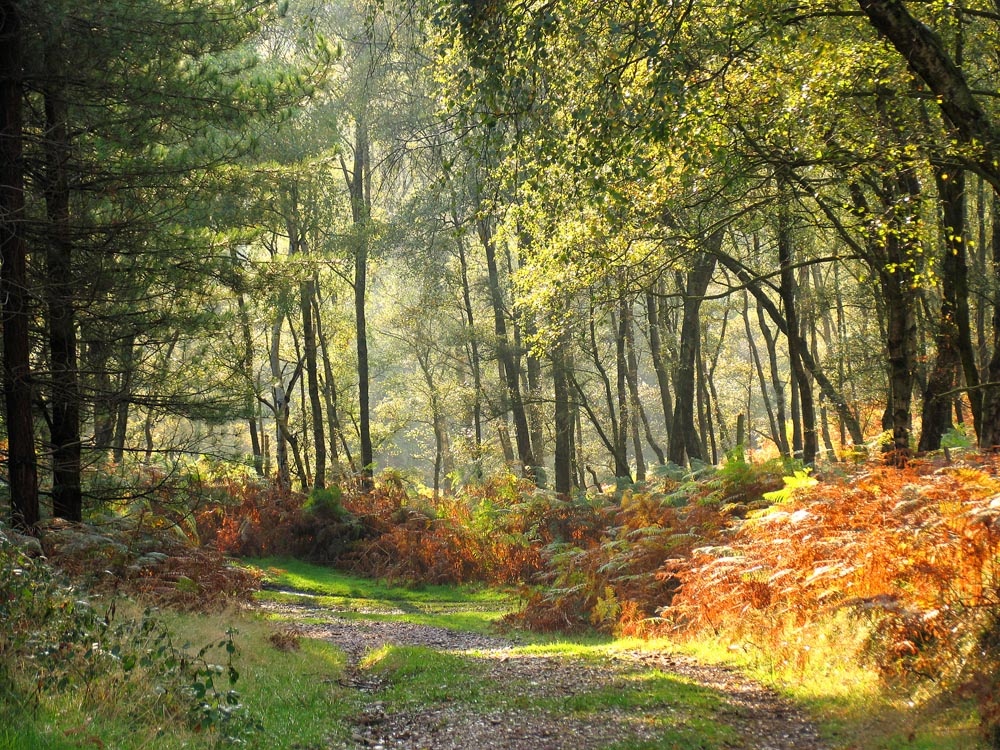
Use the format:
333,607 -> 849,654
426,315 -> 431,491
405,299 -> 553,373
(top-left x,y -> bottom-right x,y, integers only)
632,630 -> 988,750
354,641 -> 740,749
2,604 -> 357,750
246,556 -> 515,634
359,644 -> 489,705
244,558 -> 987,749
0,722 -> 82,750
9,555 -> 986,749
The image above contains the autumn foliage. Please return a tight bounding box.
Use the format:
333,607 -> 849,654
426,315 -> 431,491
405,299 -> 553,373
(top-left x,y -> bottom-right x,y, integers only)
658,457 -> 1000,741
75,451 -> 1000,740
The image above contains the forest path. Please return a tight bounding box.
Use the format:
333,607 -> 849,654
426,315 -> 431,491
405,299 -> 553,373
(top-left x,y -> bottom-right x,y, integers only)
258,595 -> 830,750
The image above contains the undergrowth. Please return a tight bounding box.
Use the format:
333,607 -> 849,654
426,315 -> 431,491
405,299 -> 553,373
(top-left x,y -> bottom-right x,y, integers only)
12,449 -> 1000,747
662,455 -> 1000,746
0,533 -> 255,748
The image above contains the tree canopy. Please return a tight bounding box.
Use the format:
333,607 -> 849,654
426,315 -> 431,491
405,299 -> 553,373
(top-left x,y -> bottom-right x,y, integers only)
4,0 -> 1000,525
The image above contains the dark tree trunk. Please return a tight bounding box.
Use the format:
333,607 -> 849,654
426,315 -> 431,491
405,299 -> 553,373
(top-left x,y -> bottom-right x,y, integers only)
877,207 -> 919,463
415,347 -> 448,498
777,207 -> 818,464
455,232 -> 484,454
313,287 -> 347,476
41,69 -> 81,520
706,308 -> 730,456
978,195 -> 1000,449
348,122 -> 375,488
757,302 -> 790,456
552,332 -> 574,496
0,0 -> 39,530
583,296 -> 627,476
614,302 -> 633,480
668,244 -> 719,466
477,211 -> 534,479
236,290 -> 264,476
90,338 -> 115,451
292,226 -> 325,491
697,341 -> 716,464
645,289 -> 674,445
625,301 -> 665,464
111,335 -> 135,465
743,292 -> 780,450
270,316 -> 291,490
523,314 -> 544,475
920,165 -> 972,450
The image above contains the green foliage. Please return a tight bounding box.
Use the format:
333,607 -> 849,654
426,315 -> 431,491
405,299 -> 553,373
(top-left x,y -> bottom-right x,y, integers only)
761,468 -> 818,504
303,485 -> 346,519
940,425 -> 973,450
0,529 -> 257,746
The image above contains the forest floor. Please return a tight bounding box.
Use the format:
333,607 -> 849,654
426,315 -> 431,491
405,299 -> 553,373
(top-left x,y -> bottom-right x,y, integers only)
258,592 -> 830,750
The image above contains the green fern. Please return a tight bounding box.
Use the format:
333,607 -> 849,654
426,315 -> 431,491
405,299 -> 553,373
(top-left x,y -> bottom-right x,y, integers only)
763,468 -> 817,504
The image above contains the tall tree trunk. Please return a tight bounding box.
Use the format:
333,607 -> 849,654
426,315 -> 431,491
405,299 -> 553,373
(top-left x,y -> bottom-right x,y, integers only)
625,301 -> 665,464
236,289 -> 264,476
920,165 -> 971,450
525,334 -> 544,476
758,297 -> 792,456
706,308 -> 730,455
668,243 -> 719,466
269,317 -> 291,489
455,231 -> 484,454
582,296 -> 626,476
812,266 -> 839,459
980,194 -> 1000,449
41,68 -> 81,520
614,302 -> 633,480
574,405 -> 586,489
876,200 -> 919,463
415,348 -> 448,498
1,0 -> 38,530
285,314 -> 310,489
298,257 -> 325,489
313,287 -> 347,476
552,331 -> 574,496
976,177 -> 990,381
777,206 -> 818,464
743,291 -> 780,450
834,264 -> 851,446
89,338 -> 115,451
697,341 -> 716,464
645,289 -> 674,445
342,120 -> 374,488
477,210 -> 534,479
143,337 -> 176,463
112,334 -> 135,464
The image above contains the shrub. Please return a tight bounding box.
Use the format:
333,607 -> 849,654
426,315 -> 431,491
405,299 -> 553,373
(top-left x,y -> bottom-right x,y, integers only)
0,528 -> 256,745
662,456 -> 1000,745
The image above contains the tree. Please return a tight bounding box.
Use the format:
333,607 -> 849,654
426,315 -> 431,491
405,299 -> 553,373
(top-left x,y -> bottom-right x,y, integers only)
1,0 -> 39,530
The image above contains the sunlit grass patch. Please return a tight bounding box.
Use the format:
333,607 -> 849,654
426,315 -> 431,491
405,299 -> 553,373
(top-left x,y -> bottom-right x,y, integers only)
246,556 -> 515,633
358,644 -> 489,706
632,629 -> 986,750
247,556 -> 510,605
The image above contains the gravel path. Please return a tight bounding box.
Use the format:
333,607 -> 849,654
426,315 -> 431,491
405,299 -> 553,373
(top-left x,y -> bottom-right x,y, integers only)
258,598 -> 830,749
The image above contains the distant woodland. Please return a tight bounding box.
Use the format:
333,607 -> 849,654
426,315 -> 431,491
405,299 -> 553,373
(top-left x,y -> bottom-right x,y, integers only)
4,0 -> 1000,525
